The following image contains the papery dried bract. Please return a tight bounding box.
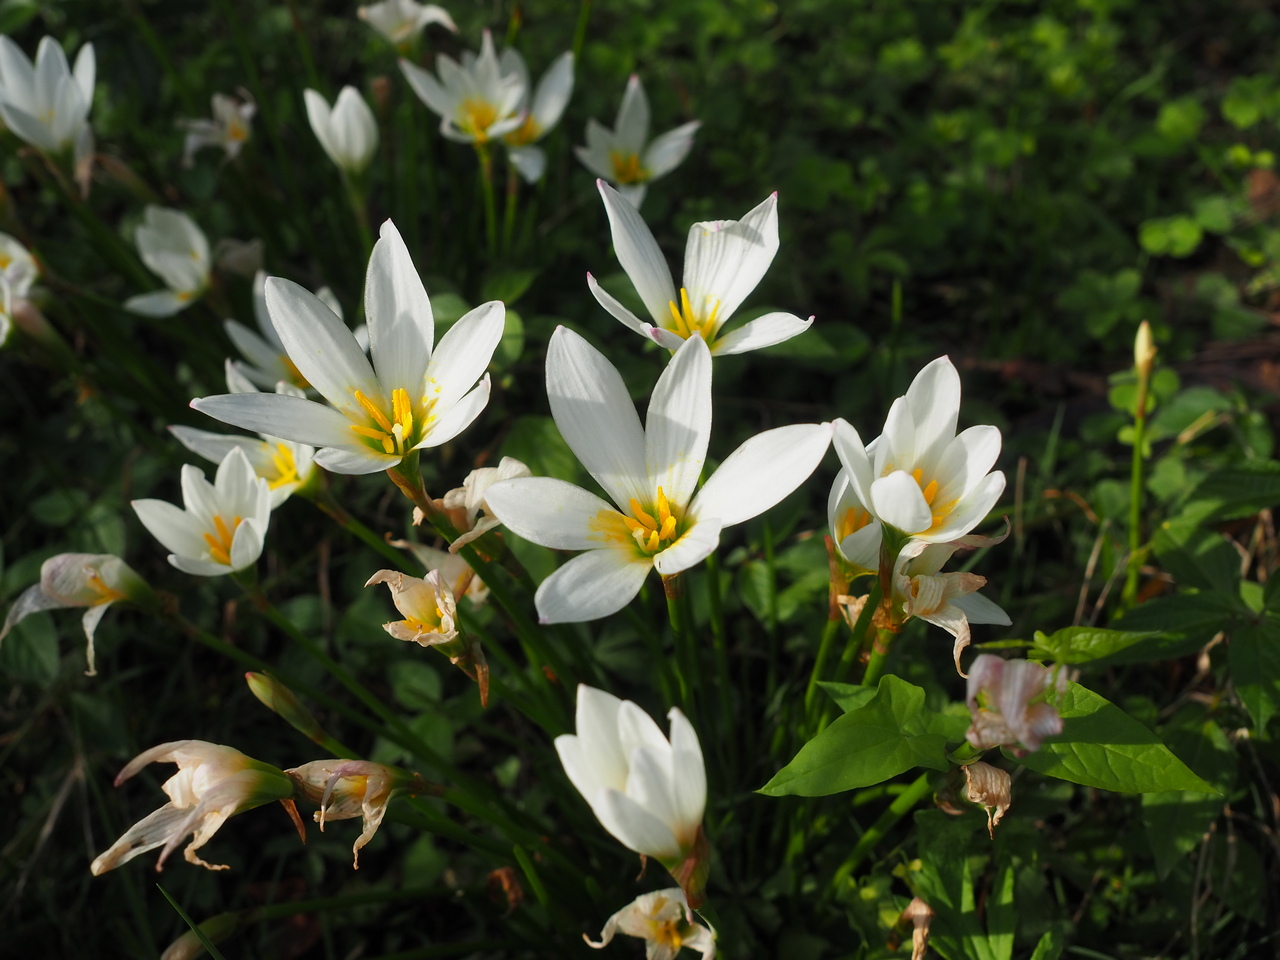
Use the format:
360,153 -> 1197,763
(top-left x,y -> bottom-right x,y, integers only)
585,887 -> 716,960
966,654 -> 1069,754
963,761 -> 1011,838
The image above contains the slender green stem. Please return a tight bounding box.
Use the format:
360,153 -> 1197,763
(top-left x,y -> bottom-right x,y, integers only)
477,145 -> 498,260
663,573 -> 694,709
828,771 -> 933,896
1123,382 -> 1149,606
705,553 -> 733,737
308,485 -> 414,570
344,174 -> 374,257
834,581 -> 881,685
502,163 -> 519,256
804,616 -> 844,717
284,0 -> 324,91
860,626 -> 898,687
572,0 -> 594,61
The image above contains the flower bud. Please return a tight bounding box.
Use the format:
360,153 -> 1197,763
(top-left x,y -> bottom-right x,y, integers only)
1134,320 -> 1156,379
440,457 -> 531,552
963,761 -> 1011,838
245,672 -> 328,745
160,910 -> 257,960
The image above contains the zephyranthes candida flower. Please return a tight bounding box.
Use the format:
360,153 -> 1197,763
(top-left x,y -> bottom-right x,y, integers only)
286,759 -> 428,868
575,74 -> 700,209
965,654 -> 1069,754
0,553 -> 151,676
591,181 -> 813,356
90,740 -> 294,874
399,30 -> 524,144
359,0 -> 456,51
556,685 -> 710,907
834,356 -> 1005,545
191,220 -> 504,475
124,207 -> 211,317
131,447 -> 272,576
225,270 -> 343,391
304,86 -> 378,176
180,92 -> 254,167
499,49 -> 574,183
436,456 -> 531,551
485,327 -> 831,623
585,888 -> 717,959
0,35 -> 94,162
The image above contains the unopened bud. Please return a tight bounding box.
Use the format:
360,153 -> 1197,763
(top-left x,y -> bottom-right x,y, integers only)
1134,320 -> 1156,378
245,672 -> 327,744
963,761 -> 1012,838
160,910 -> 257,960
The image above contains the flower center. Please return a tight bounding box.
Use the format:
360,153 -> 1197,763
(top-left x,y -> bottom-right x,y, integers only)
503,114 -> 542,147
591,487 -> 685,558
459,98 -> 499,140
267,443 -> 300,490
86,572 -> 126,606
836,506 -> 874,542
666,288 -> 721,341
226,118 -> 248,143
350,388 -> 419,456
909,467 -> 959,531
609,150 -> 648,184
203,514 -> 242,566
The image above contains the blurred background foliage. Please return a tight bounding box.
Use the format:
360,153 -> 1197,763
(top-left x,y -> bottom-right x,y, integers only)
3,0 -> 1280,957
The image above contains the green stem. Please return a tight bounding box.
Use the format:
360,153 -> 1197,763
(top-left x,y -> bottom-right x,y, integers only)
477,144 -> 498,260
502,163 -> 519,256
663,573 -> 694,709
834,581 -> 881,685
284,0 -> 324,91
705,553 -> 733,737
1123,383 -> 1149,607
804,615 -> 843,717
572,0 -> 594,61
830,771 -> 933,894
344,174 -> 374,258
860,626 -> 898,687
308,485 -> 414,570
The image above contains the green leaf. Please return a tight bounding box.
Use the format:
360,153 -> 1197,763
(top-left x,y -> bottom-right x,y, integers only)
912,811 -> 1012,960
499,415 -> 587,486
1139,215 -> 1203,257
1187,460 -> 1280,520
1029,928 -> 1065,960
1229,618 -> 1280,730
1009,683 -> 1216,793
494,307 -> 524,367
1192,195 -> 1234,234
1029,626 -> 1157,664
817,681 -> 877,714
1102,594 -> 1241,664
1156,98 -> 1206,142
759,676 -> 949,796
428,292 -> 471,327
0,613 -> 59,687
481,268 -> 538,305
1151,518 -> 1242,596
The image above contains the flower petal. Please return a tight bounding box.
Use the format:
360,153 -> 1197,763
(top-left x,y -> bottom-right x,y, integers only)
869,471 -> 933,536
314,445 -> 402,475
683,193 -> 779,327
642,119 -> 701,180
507,144 -> 545,183
832,418 -> 875,508
417,376 -> 491,449
652,516 -> 722,576
666,707 -> 706,835
905,357 -> 961,467
123,290 -> 190,317
530,51 -> 574,130
598,180 -> 676,326
710,311 -> 812,356
365,219 -> 434,395
191,392 -> 354,448
131,499 -> 206,559
645,335 -> 711,508
484,477 -> 613,550
614,74 -> 649,153
587,272 -> 650,337
594,788 -> 681,860
690,422 -> 832,527
534,548 -> 651,623
928,471 -> 1006,543
424,300 -> 504,412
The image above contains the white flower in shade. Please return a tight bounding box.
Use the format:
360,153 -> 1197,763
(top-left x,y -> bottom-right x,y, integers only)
499,49 -> 574,183
591,182 -> 813,356
828,470 -> 882,578
364,569 -> 457,647
124,206 -> 211,318
833,357 -> 1005,546
287,759 -> 427,868
389,538 -> 487,603
180,92 -> 254,167
191,220 -> 504,475
0,553 -> 150,676
0,35 -> 94,158
557,685 -> 710,906
90,740 -> 294,875
575,74 -> 699,209
0,231 -> 38,299
304,86 -> 378,176
965,654 -> 1069,754
399,30 -> 525,145
226,270 -> 343,391
485,327 -> 831,623
132,447 -> 272,577
586,888 -> 717,960
439,456 -> 532,551
359,0 -> 456,48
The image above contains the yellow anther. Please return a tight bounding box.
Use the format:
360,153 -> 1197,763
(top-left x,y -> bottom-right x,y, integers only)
504,114 -> 542,147
629,498 -> 658,531
354,390 -> 394,433
268,444 -> 299,490
609,151 -> 647,185
86,573 -> 126,605
665,288 -> 721,341
392,388 -> 414,433
350,424 -> 388,441
203,514 -> 241,566
910,468 -> 940,506
646,530 -> 660,552
837,507 -> 873,542
659,514 -> 677,540
655,487 -> 672,523
460,98 -> 498,140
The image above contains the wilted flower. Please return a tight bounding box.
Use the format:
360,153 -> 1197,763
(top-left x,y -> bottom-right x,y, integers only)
963,761 -> 1011,838
833,357 -> 1005,546
899,898 -> 934,960
0,553 -> 150,676
192,220 -> 503,475
591,182 -> 813,356
389,539 -> 487,604
499,49 -> 574,183
966,654 -> 1069,754
486,328 -> 831,623
90,740 -> 294,874
304,86 -> 378,176
359,0 -> 456,50
226,270 -> 342,391
131,447 -> 272,576
180,92 -> 254,167
286,759 -> 428,868
556,685 -> 710,906
0,35 -> 94,163
400,30 -> 525,145
585,888 -> 716,960
575,74 -> 699,208
437,456 -> 531,551
123,206 -> 211,318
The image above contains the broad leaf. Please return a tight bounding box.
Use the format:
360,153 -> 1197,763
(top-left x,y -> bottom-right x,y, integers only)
1008,683 -> 1216,793
817,681 -> 876,715
1187,460 -> 1280,520
760,676 -> 948,797
1030,626 -> 1156,664
1101,594 -> 1243,664
1151,519 -> 1242,596
1230,617 -> 1280,730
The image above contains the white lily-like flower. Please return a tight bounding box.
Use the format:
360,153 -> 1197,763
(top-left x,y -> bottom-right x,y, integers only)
834,357 -> 1005,546
226,270 -> 343,391
0,553 -> 151,676
399,30 -> 525,145
575,74 -> 699,209
191,220 -> 503,475
439,455 -> 532,551
965,654 -> 1070,754
585,887 -> 717,960
0,231 -> 38,299
90,740 -> 294,874
828,470 -> 882,578
557,685 -> 710,905
485,327 -> 831,623
132,447 -> 272,577
364,568 -> 457,647
358,0 -> 456,49
389,538 -> 487,603
0,35 -> 94,159
304,86 -> 378,176
498,49 -> 574,183
123,206 -> 211,318
591,181 -> 813,356
180,92 -> 254,167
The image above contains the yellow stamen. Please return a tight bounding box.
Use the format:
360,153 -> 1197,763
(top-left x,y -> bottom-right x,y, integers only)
354,390 -> 394,433
202,514 -> 241,566
86,573 -> 126,605
629,498 -> 658,531
503,114 -> 542,147
609,151 -> 647,184
911,468 -> 940,506
591,487 -> 686,558
460,98 -> 499,141
350,387 -> 419,456
665,287 -> 721,342
837,506 -> 873,542
268,443 -> 299,490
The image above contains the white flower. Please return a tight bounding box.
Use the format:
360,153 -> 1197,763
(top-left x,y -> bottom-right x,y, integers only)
575,74 -> 699,208
556,685 -> 708,901
304,86 -> 378,176
180,92 -> 254,166
364,568 -> 457,647
90,740 -> 294,874
499,49 -> 574,182
0,553 -> 150,676
399,30 -> 525,144
359,0 -> 456,48
965,654 -> 1069,754
486,328 -> 831,623
586,888 -> 716,960
439,455 -> 531,551
828,470 -> 882,578
0,231 -> 38,299
124,206 -> 211,317
833,357 -> 1005,545
132,447 -> 272,577
0,35 -> 94,157
591,181 -> 813,356
389,539 -> 487,603
226,270 -> 342,391
191,220 -> 504,475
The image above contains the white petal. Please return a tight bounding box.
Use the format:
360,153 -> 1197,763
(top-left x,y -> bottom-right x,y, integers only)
169,426 -> 251,465
169,555 -> 232,577
546,326 -> 648,510
642,120 -> 701,180
424,300 -> 503,412
483,477 -> 613,550
229,518 -> 265,570
646,325 -> 686,351
417,376 -> 490,448
625,745 -> 681,840
224,320 -> 284,382
72,43 -> 95,108
123,290 -> 190,317
313,445 -> 402,475
932,424 -> 1003,503
645,336 -> 711,508
652,516 -> 722,576
531,52 -> 574,131
574,131 -> 615,181
690,423 -> 832,527
869,471 -> 933,535
928,471 -> 1006,543
951,591 -> 1011,626
191,392 -> 354,448
534,548 -> 651,623
556,734 -> 612,807
0,101 -> 56,151
132,499 -> 205,559
905,357 -> 961,466
832,418 -> 875,509
598,180 -> 676,326
400,58 -> 455,118
666,707 -> 706,833
614,74 -> 650,152
586,272 -> 650,336
572,684 -> 628,790
365,219 -> 434,395
507,144 -> 545,183
710,311 -> 812,356
683,193 -> 779,326
594,789 -> 681,860
617,182 -> 648,209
